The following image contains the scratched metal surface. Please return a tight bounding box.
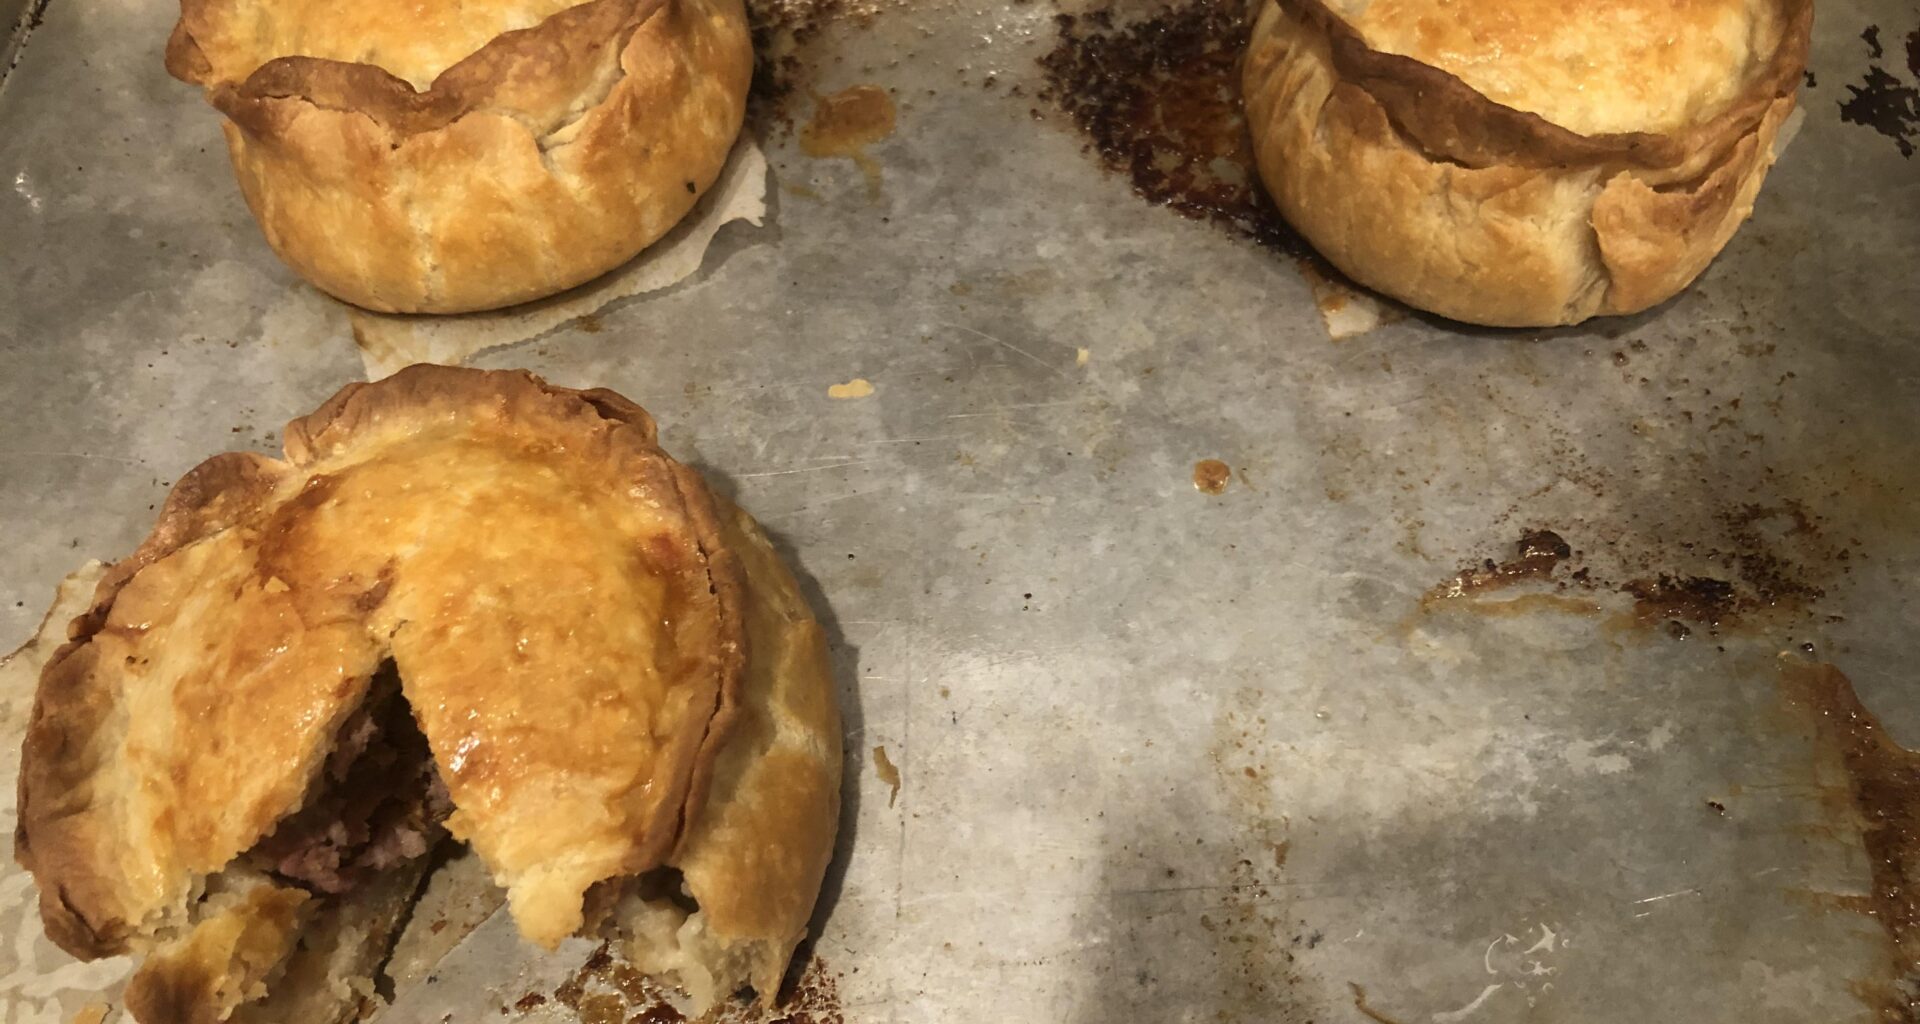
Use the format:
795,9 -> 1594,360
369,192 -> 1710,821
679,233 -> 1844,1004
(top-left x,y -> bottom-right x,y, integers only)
3,0 -> 1919,1021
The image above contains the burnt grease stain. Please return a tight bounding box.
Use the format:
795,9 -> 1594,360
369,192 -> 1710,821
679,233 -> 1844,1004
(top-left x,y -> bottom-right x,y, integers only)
550,944 -> 613,1011
1619,503 -> 1834,631
577,993 -> 626,1024
1193,458 -> 1233,494
1621,575 -> 1740,630
800,85 -> 897,157
1131,703 -> 1325,1023
1431,529 -> 1572,599
1428,504 -> 1841,635
1840,25 -> 1920,158
746,0 -> 884,129
1419,528 -> 1618,621
1779,660 -> 1920,1020
747,0 -> 835,117
800,84 -> 898,198
1039,0 -> 1308,254
764,959 -> 845,1024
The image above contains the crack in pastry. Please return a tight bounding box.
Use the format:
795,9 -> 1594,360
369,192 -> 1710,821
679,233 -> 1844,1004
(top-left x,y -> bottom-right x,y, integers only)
15,365 -> 842,1023
164,0 -> 752,313
241,667 -> 448,898
1243,0 -> 1812,326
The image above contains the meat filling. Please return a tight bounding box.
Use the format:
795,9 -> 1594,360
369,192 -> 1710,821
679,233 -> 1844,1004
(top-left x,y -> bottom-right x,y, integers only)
248,669 -> 451,894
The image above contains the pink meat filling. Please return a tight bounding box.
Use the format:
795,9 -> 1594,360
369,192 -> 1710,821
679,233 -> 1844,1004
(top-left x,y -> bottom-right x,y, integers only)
248,676 -> 451,894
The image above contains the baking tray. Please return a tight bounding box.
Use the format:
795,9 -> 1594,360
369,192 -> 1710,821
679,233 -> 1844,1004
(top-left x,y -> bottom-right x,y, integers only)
3,0 -> 1919,1021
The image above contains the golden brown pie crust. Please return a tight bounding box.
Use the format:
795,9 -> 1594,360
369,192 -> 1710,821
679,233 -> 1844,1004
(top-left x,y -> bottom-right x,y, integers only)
652,496 -> 843,1006
165,0 -> 752,314
14,370 -> 841,1021
1243,0 -> 1811,326
120,883 -> 313,1024
16,365 -> 750,962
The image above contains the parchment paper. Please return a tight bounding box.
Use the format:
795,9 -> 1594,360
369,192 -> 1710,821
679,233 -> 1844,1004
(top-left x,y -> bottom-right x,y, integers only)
350,140 -> 770,380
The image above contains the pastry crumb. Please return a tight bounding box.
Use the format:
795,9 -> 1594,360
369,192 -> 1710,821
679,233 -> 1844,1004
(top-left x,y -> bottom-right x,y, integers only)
1075,347 -> 1090,366
872,745 -> 901,807
828,378 -> 875,400
1297,260 -> 1395,340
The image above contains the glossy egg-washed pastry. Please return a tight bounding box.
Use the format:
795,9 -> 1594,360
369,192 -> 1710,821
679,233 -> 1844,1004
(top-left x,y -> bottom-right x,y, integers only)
15,365 -> 841,1023
1244,0 -> 1811,326
164,0 -> 751,314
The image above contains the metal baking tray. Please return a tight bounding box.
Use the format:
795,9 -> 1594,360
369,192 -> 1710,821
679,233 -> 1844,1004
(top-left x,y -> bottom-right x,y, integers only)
4,0 -> 1918,1020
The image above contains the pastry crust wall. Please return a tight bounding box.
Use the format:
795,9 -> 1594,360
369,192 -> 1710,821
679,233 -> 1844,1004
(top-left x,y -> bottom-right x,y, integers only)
166,0 -> 752,313
1242,0 -> 1807,326
621,499 -> 842,1009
